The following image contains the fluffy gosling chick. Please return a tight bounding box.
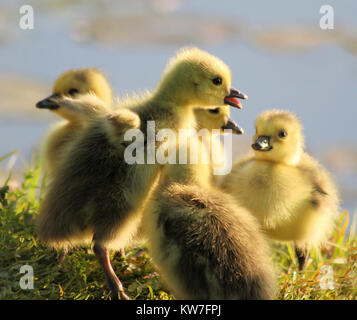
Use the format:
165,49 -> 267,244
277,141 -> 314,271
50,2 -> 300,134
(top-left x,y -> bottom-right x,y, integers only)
134,106 -> 243,242
36,47 -> 247,299
194,106 -> 243,185
36,68 -> 113,173
221,110 -> 339,270
37,93 -> 140,300
194,106 -> 243,135
142,130 -> 276,299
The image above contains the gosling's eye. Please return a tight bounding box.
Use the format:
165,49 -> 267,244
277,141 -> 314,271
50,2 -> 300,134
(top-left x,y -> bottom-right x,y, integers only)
212,77 -> 222,86
68,88 -> 79,96
278,131 -> 287,138
209,108 -> 220,114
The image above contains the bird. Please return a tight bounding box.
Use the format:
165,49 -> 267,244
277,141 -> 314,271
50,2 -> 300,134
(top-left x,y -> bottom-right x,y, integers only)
141,125 -> 276,299
37,93 -> 140,300
133,106 -> 244,244
35,47 -> 248,299
36,68 -> 113,174
194,106 -> 243,186
221,110 -> 339,270
194,106 -> 243,135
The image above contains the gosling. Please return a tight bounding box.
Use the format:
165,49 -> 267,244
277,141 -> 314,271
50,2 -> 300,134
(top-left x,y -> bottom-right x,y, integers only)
37,93 -> 140,300
36,68 -> 113,173
142,126 -> 276,299
194,106 -> 243,185
36,47 -> 247,299
133,107 -> 243,244
221,110 -> 339,270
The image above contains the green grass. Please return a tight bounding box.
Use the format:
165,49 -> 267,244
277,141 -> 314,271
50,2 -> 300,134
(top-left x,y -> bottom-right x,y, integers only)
0,156 -> 356,300
272,211 -> 357,300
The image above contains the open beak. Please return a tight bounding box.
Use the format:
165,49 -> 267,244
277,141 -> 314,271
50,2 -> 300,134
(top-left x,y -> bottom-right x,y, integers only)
36,94 -> 60,110
252,136 -> 272,151
221,118 -> 244,135
224,88 -> 248,109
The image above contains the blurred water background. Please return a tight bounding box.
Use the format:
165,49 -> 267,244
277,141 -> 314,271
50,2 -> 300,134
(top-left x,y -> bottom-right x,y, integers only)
0,0 -> 356,222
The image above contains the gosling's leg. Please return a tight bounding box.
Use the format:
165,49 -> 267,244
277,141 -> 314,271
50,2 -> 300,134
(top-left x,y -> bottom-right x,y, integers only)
93,242 -> 130,300
295,244 -> 309,271
57,250 -> 67,265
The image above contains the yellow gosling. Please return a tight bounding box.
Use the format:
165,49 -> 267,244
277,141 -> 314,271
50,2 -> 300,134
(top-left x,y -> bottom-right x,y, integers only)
194,106 -> 243,185
221,110 -> 340,270
37,68 -> 113,173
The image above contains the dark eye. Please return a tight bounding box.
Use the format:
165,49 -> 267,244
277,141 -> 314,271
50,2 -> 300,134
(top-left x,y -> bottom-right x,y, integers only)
212,77 -> 222,86
278,131 -> 287,138
68,88 -> 79,96
209,108 -> 220,114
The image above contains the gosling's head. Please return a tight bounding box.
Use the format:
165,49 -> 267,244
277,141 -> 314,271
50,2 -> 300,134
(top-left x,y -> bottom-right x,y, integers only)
252,110 -> 304,165
36,68 -> 112,120
155,47 -> 247,110
37,93 -> 110,122
194,106 -> 244,135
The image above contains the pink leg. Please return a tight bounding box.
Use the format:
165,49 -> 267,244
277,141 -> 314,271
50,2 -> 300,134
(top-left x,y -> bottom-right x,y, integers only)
93,242 -> 130,300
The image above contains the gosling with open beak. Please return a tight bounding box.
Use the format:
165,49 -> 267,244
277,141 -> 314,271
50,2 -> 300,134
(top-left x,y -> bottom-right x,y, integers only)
224,88 -> 248,109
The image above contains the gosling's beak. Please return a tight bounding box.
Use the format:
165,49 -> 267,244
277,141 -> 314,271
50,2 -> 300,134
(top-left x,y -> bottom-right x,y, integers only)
252,136 -> 272,151
224,88 -> 248,109
221,118 -> 244,135
36,94 -> 60,110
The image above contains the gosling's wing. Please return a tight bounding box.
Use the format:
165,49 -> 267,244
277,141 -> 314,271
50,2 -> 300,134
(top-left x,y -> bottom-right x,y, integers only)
108,108 -> 141,130
298,153 -> 338,209
310,182 -> 329,208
